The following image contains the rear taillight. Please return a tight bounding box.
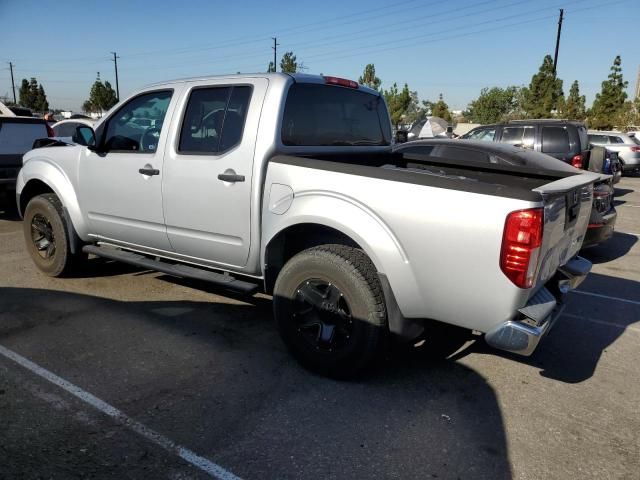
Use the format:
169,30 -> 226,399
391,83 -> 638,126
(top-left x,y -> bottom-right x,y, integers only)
593,184 -> 612,214
323,76 -> 359,89
571,154 -> 583,168
500,208 -> 544,289
630,146 -> 640,153
46,124 -> 54,137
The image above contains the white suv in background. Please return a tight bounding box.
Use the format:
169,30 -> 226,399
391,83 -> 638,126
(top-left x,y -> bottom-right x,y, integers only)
588,130 -> 640,174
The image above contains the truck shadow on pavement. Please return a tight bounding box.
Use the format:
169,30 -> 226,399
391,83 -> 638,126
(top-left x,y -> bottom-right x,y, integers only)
580,232 -> 638,264
0,286 -> 512,480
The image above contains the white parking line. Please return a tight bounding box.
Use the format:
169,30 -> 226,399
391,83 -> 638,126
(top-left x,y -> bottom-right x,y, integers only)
0,344 -> 242,480
562,313 -> 640,333
572,290 -> 640,306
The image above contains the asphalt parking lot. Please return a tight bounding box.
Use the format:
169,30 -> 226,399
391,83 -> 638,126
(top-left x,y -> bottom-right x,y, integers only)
1,178 -> 639,480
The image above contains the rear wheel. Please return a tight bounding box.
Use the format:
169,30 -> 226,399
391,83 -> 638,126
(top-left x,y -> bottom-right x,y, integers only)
23,193 -> 85,277
273,245 -> 387,378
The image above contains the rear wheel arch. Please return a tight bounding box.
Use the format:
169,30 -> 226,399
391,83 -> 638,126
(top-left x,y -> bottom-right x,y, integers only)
264,223 -> 362,295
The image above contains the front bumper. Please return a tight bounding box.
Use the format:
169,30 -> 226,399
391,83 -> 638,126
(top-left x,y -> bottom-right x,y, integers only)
582,208 -> 617,248
485,256 -> 591,356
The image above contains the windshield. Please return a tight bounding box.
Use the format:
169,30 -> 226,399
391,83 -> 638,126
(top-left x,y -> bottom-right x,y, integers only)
281,83 -> 391,146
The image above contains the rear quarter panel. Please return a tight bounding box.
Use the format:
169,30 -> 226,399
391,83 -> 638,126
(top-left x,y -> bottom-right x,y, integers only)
263,160 -> 540,333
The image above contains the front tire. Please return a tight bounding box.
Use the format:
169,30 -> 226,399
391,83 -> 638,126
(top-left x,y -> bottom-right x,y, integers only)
23,193 -> 84,277
273,245 -> 387,378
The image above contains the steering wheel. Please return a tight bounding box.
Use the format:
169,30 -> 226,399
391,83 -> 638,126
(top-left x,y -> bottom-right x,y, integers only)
140,127 -> 161,152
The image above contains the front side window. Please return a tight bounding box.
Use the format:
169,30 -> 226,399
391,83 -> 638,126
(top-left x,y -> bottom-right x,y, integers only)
282,83 -> 391,146
541,126 -> 570,153
179,85 -> 252,154
103,90 -> 172,153
466,128 -> 496,142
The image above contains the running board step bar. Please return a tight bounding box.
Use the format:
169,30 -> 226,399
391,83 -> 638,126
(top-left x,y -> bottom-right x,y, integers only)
82,245 -> 259,294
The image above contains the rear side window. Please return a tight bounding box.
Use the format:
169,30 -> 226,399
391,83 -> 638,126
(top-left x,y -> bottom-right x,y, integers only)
179,85 -> 252,154
500,126 -> 535,148
608,136 -> 624,144
281,83 -> 391,146
541,126 -> 570,154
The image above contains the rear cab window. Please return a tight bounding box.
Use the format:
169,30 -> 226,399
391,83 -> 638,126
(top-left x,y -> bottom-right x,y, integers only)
281,83 -> 391,146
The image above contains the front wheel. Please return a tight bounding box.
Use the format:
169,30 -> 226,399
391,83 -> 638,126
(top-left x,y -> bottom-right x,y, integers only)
23,193 -> 85,277
273,245 -> 387,378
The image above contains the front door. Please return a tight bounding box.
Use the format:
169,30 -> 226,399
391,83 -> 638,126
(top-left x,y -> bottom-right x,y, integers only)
78,89 -> 178,251
162,78 -> 268,268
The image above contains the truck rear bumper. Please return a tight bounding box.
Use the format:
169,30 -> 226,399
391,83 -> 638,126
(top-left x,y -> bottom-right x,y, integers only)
485,256 -> 591,356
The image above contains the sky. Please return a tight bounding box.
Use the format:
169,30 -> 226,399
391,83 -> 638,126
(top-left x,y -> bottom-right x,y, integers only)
0,0 -> 638,112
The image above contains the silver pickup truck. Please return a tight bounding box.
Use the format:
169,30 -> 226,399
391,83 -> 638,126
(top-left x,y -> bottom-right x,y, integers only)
16,73 -> 601,377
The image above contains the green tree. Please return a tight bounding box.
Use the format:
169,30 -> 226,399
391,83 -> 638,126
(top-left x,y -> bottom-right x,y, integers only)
358,63 -> 381,91
18,78 -> 32,108
615,97 -> 640,130
431,93 -> 452,122
18,77 -> 48,111
404,90 -> 426,124
267,61 -> 276,73
589,55 -> 629,130
280,52 -> 298,73
560,80 -> 586,120
383,83 -> 411,128
467,86 -> 519,124
84,75 -> 118,113
522,55 -> 563,118
36,84 -> 49,112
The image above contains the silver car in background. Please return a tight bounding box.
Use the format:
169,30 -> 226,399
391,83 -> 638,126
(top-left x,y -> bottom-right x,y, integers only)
588,130 -> 640,174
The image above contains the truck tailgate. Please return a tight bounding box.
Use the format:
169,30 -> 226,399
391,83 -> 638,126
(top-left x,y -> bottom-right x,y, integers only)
534,171 -> 602,286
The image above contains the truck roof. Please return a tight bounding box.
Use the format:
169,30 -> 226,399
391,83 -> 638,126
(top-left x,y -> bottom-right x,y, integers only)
142,72 -> 381,96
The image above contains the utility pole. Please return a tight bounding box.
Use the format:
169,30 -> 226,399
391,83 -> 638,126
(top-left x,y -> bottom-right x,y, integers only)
8,61 -> 16,104
552,9 -> 564,76
271,37 -> 279,72
111,51 -> 120,101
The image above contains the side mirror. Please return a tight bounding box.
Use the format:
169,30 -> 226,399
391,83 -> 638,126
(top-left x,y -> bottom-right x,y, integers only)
395,130 -> 408,144
74,125 -> 97,149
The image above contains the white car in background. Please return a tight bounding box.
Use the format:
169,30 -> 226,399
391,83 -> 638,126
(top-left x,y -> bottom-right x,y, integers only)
588,130 -> 640,174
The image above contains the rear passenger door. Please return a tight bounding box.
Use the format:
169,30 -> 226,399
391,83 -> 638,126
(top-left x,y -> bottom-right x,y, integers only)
161,78 -> 268,268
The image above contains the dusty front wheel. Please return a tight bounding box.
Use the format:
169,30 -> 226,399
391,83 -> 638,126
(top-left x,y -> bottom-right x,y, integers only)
273,245 -> 387,378
23,193 -> 83,277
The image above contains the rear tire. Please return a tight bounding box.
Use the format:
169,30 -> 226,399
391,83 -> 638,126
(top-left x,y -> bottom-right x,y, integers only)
23,193 -> 85,277
273,244 -> 387,378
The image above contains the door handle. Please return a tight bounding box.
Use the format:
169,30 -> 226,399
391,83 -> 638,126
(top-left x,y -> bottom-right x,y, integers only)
218,173 -> 245,183
139,167 -> 160,176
